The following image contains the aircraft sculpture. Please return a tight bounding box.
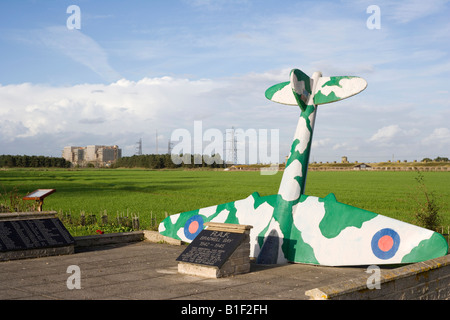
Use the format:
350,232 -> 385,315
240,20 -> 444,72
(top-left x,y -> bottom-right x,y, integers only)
159,68 -> 448,266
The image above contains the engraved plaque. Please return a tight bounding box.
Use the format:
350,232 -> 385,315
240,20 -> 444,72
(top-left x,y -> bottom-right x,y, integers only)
0,218 -> 74,252
176,229 -> 245,267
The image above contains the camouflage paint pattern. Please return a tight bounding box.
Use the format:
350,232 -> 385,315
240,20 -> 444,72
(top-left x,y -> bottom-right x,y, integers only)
159,69 -> 448,266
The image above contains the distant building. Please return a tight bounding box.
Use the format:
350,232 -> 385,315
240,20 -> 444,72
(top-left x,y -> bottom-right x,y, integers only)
62,145 -> 122,167
353,163 -> 372,170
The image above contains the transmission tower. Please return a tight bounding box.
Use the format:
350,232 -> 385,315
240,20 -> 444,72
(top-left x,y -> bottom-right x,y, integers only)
225,127 -> 238,165
155,129 -> 158,155
135,138 -> 142,155
167,139 -> 174,155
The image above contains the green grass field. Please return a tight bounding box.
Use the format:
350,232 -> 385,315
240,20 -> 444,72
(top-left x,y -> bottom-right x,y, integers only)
1,168 -> 449,234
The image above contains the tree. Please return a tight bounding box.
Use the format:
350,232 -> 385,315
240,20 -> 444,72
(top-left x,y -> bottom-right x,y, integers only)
434,156 -> 449,162
0,155 -> 70,168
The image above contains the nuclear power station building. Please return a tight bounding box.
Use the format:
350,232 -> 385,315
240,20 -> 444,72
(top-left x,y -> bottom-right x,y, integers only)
62,145 -> 122,167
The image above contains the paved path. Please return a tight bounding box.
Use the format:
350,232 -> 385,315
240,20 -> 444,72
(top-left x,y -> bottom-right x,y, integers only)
0,241 -> 369,300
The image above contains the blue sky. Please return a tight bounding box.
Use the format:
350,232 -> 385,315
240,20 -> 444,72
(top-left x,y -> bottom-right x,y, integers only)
0,0 -> 449,163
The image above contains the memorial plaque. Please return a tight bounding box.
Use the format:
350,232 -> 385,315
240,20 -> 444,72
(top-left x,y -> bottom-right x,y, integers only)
0,218 -> 74,252
176,229 -> 246,268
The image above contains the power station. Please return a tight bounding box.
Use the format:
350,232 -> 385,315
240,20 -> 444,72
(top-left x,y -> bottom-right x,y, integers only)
62,145 -> 122,167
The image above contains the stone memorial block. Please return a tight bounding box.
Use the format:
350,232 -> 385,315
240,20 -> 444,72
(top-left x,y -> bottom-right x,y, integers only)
177,222 -> 252,278
0,211 -> 74,261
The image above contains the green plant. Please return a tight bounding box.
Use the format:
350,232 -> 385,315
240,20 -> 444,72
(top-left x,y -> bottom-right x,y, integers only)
66,223 -> 133,236
58,210 -> 135,236
412,171 -> 442,230
0,185 -> 35,212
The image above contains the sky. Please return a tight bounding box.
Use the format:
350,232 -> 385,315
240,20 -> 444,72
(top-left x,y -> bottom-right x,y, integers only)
0,0 -> 449,164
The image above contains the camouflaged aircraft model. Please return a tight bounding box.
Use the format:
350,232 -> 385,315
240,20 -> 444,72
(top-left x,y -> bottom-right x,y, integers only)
159,68 -> 448,266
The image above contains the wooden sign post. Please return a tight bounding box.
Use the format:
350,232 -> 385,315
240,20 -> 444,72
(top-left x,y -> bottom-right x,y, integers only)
23,189 -> 56,211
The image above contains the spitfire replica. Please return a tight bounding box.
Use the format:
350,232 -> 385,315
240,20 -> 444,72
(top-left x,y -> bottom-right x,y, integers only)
159,69 -> 448,266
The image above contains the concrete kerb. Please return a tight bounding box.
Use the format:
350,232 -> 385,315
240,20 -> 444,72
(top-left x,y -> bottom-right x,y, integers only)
74,231 -> 145,248
74,230 -> 181,249
142,230 -> 183,245
305,254 -> 450,300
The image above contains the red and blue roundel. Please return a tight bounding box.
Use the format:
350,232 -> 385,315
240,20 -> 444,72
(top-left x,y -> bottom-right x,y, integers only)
371,228 -> 400,260
184,215 -> 204,240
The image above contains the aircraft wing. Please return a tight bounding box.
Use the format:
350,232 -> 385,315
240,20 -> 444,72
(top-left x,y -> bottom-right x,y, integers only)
265,75 -> 367,106
313,76 -> 367,105
290,193 -> 448,266
158,192 -> 448,266
264,81 -> 297,106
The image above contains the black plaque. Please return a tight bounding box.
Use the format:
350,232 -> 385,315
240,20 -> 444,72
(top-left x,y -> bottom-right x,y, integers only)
0,218 -> 74,252
176,229 -> 245,268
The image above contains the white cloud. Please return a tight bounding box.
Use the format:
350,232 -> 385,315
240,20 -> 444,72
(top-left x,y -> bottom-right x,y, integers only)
35,26 -> 121,82
332,142 -> 358,151
1,1 -> 449,162
0,71 -> 291,157
386,0 -> 450,23
369,124 -> 424,144
1,70 -> 448,162
354,0 -> 450,24
312,138 -> 331,148
369,125 -> 401,143
422,128 -> 450,146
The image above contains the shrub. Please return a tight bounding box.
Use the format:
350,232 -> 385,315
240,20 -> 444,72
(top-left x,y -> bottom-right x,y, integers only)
412,171 -> 442,230
0,185 -> 35,212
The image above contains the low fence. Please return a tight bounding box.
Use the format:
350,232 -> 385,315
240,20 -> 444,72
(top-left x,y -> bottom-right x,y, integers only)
309,166 -> 450,171
227,166 -> 450,172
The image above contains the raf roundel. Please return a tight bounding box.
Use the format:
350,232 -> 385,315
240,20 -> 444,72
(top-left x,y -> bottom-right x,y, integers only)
371,228 -> 400,260
184,215 -> 204,241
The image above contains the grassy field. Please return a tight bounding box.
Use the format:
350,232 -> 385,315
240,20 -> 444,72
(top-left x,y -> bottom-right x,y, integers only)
0,168 -> 449,234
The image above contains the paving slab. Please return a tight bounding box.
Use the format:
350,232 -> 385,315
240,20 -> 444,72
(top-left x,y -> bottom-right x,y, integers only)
0,240 -> 371,302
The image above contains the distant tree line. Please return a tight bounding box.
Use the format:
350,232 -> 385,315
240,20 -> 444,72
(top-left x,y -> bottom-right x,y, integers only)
0,155 -> 71,168
421,157 -> 449,162
113,154 -> 226,169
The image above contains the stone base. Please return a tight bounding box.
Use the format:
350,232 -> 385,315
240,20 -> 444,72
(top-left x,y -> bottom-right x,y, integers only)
0,245 -> 74,262
178,262 -> 220,278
